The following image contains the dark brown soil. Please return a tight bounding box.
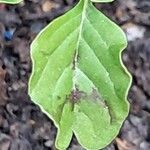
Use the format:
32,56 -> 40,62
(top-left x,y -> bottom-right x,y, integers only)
0,0 -> 150,149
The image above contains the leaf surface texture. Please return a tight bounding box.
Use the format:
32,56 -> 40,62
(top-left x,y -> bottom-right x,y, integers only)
29,0 -> 132,149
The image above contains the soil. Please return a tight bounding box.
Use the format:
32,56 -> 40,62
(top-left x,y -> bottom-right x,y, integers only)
0,0 -> 150,150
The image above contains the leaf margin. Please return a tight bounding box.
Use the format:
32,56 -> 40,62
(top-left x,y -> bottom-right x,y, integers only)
28,0 -> 132,149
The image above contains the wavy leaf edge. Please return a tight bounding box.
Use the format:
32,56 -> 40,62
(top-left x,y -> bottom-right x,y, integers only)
29,0 -> 132,149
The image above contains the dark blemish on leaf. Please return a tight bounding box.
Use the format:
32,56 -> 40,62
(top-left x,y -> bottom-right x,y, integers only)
91,88 -> 101,100
105,101 -> 114,124
90,89 -> 112,121
67,86 -> 108,109
72,51 -> 76,70
57,96 -> 61,99
77,53 -> 80,60
69,86 -> 87,103
71,89 -> 86,102
90,88 -> 107,108
39,50 -> 50,56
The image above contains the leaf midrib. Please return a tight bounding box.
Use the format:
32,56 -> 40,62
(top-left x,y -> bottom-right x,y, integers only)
31,1 -> 88,94
72,0 -> 89,90
31,0 -> 121,105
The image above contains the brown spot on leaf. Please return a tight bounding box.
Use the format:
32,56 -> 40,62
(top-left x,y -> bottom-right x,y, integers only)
90,88 -> 108,108
91,88 -> 101,100
69,87 -> 86,103
72,52 -> 76,70
68,87 -> 108,109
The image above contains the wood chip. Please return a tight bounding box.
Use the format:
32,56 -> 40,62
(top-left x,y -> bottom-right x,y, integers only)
42,0 -> 59,12
0,67 -> 7,106
116,138 -> 136,150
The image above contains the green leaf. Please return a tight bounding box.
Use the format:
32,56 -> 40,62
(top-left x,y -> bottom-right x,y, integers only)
0,0 -> 22,4
91,0 -> 114,2
29,0 -> 132,149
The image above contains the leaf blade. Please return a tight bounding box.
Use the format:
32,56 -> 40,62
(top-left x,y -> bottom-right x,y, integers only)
29,0 -> 132,149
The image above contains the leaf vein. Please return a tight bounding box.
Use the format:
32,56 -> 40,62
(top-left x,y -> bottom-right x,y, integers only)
85,17 -> 109,49
32,28 -> 79,92
81,37 -> 121,101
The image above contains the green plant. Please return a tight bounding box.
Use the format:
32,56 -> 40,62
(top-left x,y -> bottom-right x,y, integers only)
1,0 -> 132,149
0,0 -> 21,4
29,0 -> 132,149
